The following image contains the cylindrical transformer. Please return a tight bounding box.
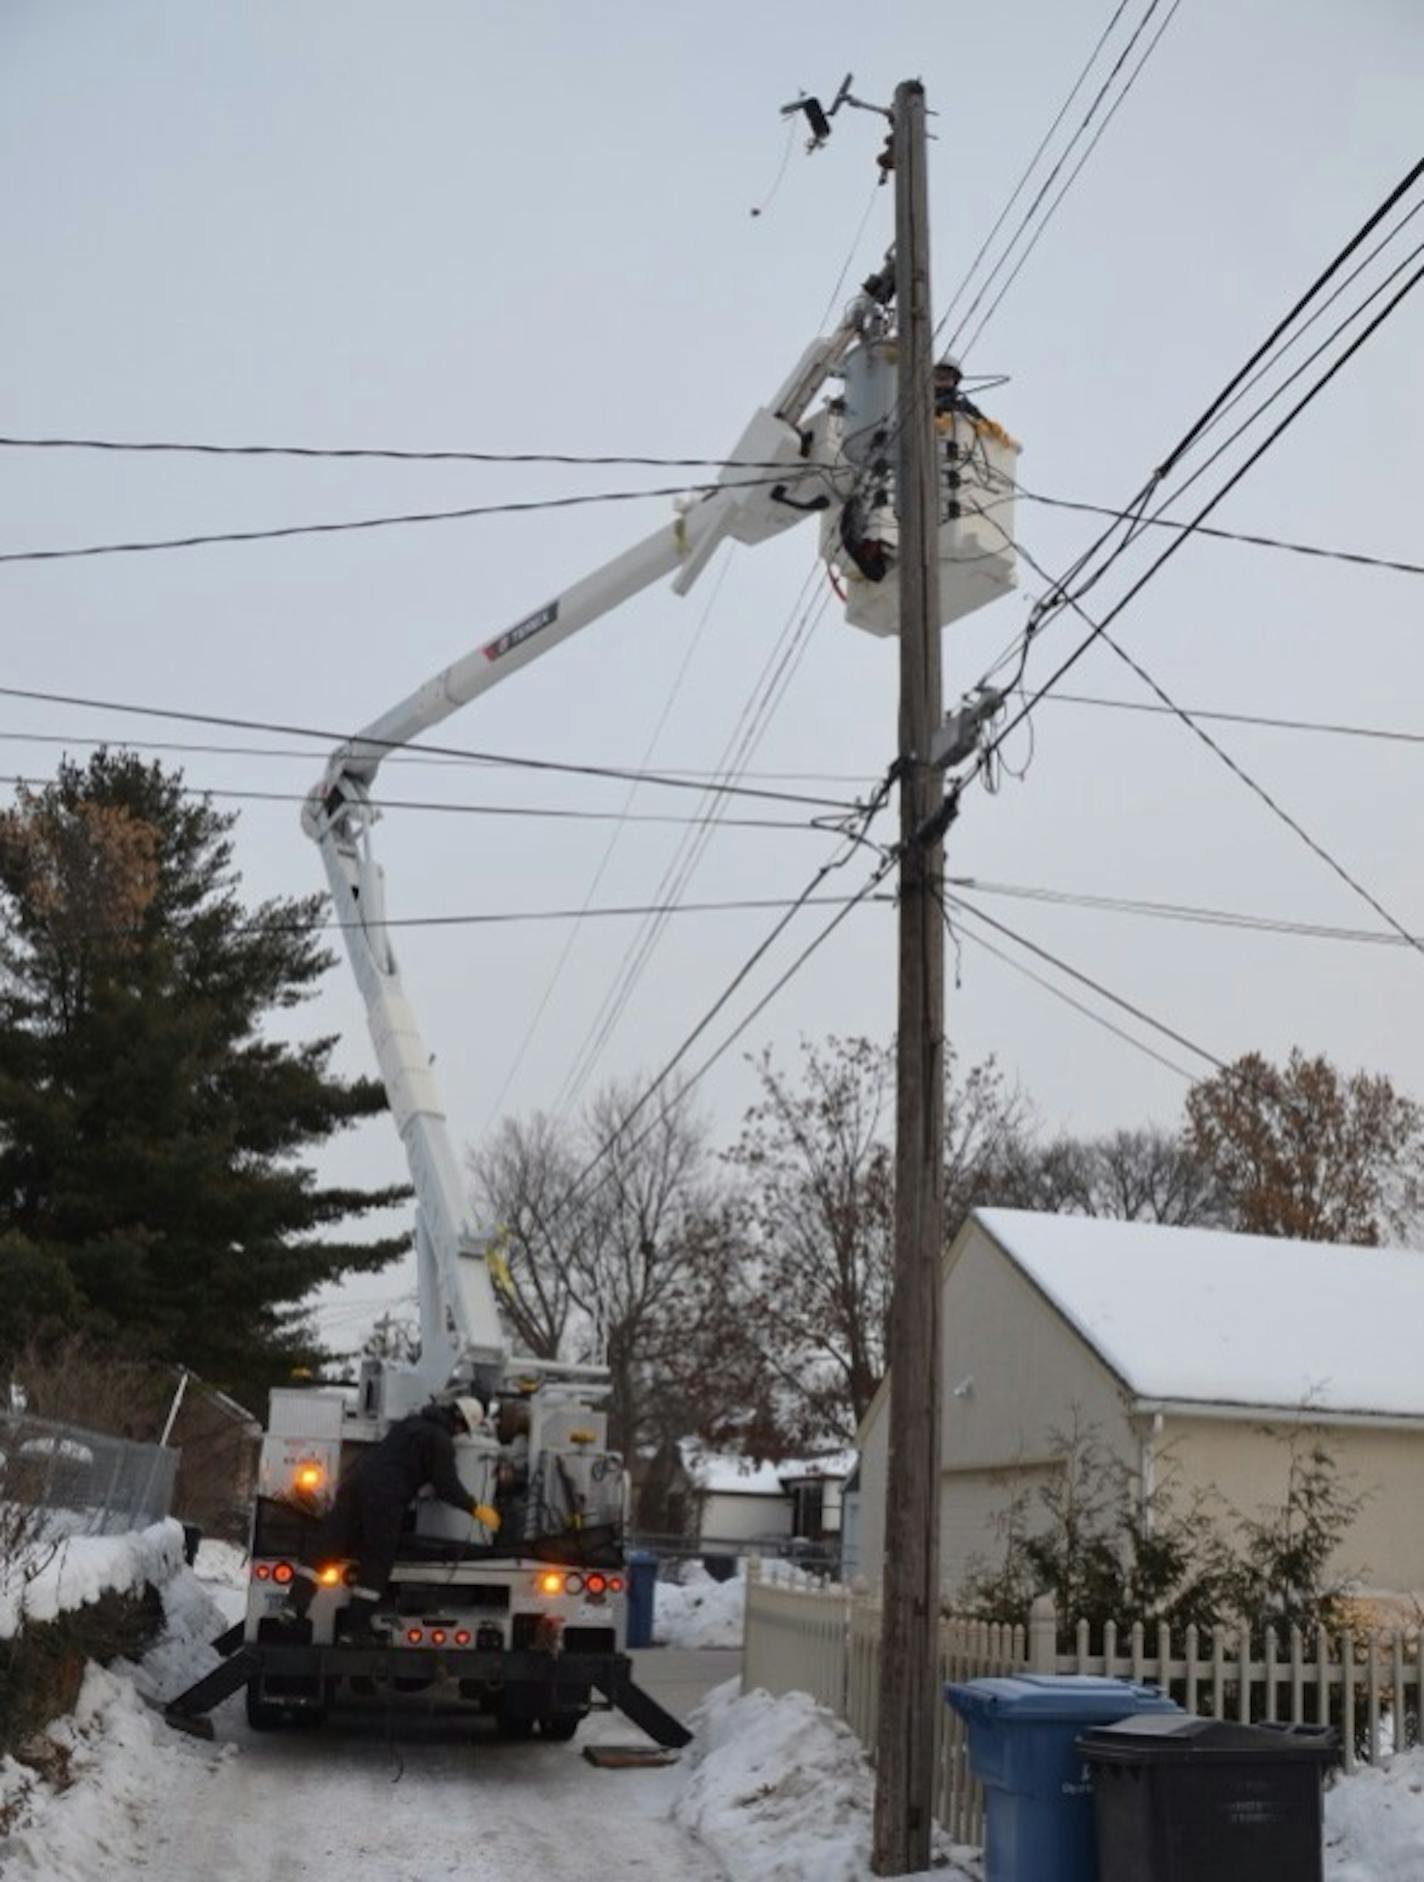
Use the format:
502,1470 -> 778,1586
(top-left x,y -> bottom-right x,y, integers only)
840,338 -> 899,468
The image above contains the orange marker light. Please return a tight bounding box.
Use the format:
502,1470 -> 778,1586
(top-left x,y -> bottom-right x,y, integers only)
538,1570 -> 565,1596
294,1462 -> 325,1492
318,1564 -> 342,1587
272,1562 -> 294,1585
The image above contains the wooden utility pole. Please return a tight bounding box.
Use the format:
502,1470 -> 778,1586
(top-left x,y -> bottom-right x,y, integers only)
872,77 -> 945,1879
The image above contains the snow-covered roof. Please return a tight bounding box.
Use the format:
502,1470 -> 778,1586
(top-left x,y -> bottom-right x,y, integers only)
680,1442 -> 856,1498
976,1208 -> 1424,1420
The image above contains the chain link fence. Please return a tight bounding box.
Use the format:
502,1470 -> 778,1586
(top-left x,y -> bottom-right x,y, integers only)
0,1413 -> 178,1537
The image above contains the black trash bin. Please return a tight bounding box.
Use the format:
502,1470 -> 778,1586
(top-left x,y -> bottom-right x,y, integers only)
1079,1713 -> 1338,1882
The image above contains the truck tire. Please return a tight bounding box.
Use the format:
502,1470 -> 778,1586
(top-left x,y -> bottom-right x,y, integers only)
540,1714 -> 581,1742
495,1712 -> 537,1740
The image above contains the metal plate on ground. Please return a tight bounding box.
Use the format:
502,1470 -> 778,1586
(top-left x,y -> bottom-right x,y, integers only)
582,1744 -> 682,1769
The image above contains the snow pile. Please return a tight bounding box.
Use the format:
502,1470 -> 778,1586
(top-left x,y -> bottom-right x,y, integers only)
654,1564 -> 746,1649
0,1518 -> 185,1639
1325,1749 -> 1424,1879
0,1561 -> 228,1878
674,1679 -> 978,1881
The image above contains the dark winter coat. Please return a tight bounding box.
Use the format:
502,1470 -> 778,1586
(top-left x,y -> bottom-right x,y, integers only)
350,1406 -> 473,1516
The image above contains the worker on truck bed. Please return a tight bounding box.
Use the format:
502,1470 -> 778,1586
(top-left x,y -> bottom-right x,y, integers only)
284,1396 -> 500,1635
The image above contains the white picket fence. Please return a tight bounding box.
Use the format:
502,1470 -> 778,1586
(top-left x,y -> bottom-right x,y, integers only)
742,1563 -> 1423,1850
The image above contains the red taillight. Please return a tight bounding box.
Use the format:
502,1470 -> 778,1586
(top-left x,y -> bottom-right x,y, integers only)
430,1629 -> 447,1646
584,1572 -> 607,1597
272,1562 -> 294,1586
253,1562 -> 271,1581
454,1629 -> 472,1646
608,1576 -> 625,1594
406,1628 -> 423,1645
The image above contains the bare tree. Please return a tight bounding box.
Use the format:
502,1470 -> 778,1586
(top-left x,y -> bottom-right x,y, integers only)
987,1126 -> 1223,1226
725,1037 -> 1033,1445
1186,1049 -> 1424,1243
470,1079 -> 742,1466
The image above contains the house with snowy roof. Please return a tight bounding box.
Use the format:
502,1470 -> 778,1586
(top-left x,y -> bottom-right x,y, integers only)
678,1441 -> 855,1558
852,1208 -> 1424,1599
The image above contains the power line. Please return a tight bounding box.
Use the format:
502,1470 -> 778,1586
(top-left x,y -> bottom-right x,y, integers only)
949,874 -> 1418,950
482,549 -> 735,1125
946,892 -> 1223,1070
945,899 -> 1197,1080
0,772 -> 834,834
300,891 -> 892,935
0,724 -> 875,786
1016,487 -> 1424,581
980,249 -> 1424,928
0,471 -> 818,566
547,841 -> 899,1225
974,155 -> 1424,696
0,680 -> 859,812
935,0 -> 1136,341
1039,691 -> 1424,749
0,436 -> 803,470
955,0 -> 1184,360
553,569 -> 833,1119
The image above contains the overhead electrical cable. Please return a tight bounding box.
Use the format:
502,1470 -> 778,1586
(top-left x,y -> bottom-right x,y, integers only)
552,568 -> 833,1119
0,680 -> 859,813
979,248 -> 1424,782
0,472 -> 823,567
1036,692 -> 1424,749
934,0 -> 1136,340
0,773 -> 833,833
0,437 -> 811,470
953,0 -> 1184,360
482,550 -> 735,1127
946,892 -> 1223,1071
1014,487 -> 1424,580
948,876 -> 1416,950
942,899 -> 1197,1080
974,155 -> 1424,692
0,726 -> 877,783
546,838 -> 899,1228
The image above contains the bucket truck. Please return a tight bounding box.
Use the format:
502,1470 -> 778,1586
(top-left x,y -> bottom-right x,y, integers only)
165,263 -> 1018,1746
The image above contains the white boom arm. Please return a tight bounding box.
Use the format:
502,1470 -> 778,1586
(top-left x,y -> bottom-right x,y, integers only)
303,289 -> 885,1400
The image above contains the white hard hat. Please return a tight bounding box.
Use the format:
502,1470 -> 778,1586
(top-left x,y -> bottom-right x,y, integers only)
453,1395 -> 485,1434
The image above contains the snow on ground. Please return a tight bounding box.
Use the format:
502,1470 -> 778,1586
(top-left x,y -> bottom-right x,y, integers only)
654,1564 -> 746,1650
0,1543 -> 722,1882
0,1518 -> 185,1640
675,1679 -> 980,1882
1325,1747 -> 1424,1880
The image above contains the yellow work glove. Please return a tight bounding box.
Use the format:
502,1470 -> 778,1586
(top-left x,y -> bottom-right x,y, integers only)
471,1503 -> 501,1532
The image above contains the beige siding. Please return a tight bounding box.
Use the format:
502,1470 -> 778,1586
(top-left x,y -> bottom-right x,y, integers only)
1162,1415 -> 1424,1598
856,1220 -> 1135,1593
699,1490 -> 791,1546
941,1461 -> 1064,1596
939,1224 -> 1133,1470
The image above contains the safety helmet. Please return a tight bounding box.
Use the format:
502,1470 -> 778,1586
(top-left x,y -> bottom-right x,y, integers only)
452,1395 -> 485,1435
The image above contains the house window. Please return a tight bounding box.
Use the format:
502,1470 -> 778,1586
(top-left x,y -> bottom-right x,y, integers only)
791,1481 -> 824,1539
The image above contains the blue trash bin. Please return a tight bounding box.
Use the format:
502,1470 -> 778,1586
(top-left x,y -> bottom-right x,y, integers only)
946,1674 -> 1182,1882
625,1551 -> 658,1648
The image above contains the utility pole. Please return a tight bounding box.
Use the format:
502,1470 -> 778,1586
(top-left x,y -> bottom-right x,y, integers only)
872,77 -> 945,1879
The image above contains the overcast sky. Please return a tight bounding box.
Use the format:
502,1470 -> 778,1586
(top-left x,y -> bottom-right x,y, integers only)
3,0 -> 1421,1351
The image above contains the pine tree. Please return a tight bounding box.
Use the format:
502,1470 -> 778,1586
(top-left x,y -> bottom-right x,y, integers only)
0,751 -> 409,1408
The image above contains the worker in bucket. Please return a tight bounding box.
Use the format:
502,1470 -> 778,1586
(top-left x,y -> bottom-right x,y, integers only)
282,1395 -> 500,1635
